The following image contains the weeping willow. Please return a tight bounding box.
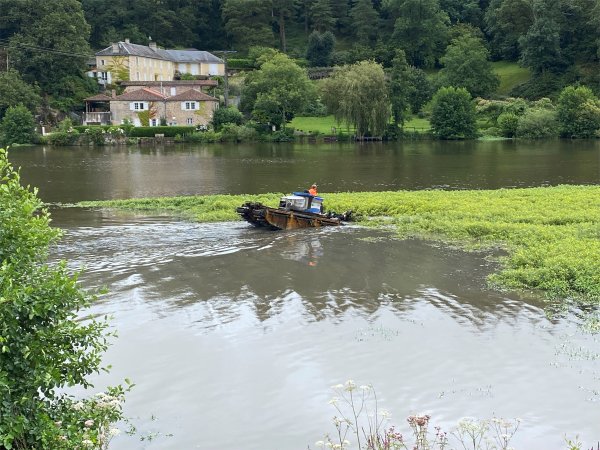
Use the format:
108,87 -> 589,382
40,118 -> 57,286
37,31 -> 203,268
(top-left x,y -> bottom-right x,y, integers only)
321,61 -> 391,138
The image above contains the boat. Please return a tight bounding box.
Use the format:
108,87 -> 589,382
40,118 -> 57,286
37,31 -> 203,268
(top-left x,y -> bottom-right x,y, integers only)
236,192 -> 352,230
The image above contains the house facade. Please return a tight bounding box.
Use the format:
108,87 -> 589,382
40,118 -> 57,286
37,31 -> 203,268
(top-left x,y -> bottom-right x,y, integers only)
92,39 -> 225,85
83,80 -> 219,126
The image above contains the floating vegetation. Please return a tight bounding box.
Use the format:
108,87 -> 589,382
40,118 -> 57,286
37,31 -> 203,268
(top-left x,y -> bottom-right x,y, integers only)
77,185 -> 600,306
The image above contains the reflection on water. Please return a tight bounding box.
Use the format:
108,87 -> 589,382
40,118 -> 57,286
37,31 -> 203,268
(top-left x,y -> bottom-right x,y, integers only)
53,211 -> 600,449
9,140 -> 600,203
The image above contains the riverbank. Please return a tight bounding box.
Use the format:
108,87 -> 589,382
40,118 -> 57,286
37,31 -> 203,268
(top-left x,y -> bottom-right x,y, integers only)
77,185 -> 600,308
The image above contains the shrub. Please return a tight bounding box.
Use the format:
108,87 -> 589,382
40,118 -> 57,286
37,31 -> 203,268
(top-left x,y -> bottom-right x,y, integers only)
516,108 -> 559,139
85,127 -> 106,145
557,85 -> 600,138
128,126 -> 195,137
212,106 -> 243,131
430,87 -> 477,139
0,105 -> 36,146
497,112 -> 520,137
177,131 -> 222,143
220,124 -> 259,142
47,130 -> 80,146
0,148 -> 128,449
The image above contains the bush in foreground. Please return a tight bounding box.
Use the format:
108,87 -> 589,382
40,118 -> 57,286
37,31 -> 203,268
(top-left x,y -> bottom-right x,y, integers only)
0,148 -> 127,449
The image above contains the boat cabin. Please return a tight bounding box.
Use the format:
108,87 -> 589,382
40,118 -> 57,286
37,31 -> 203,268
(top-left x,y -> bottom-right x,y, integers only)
279,192 -> 323,214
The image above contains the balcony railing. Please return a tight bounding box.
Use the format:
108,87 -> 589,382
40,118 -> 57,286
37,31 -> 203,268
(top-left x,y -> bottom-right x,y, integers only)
83,112 -> 112,125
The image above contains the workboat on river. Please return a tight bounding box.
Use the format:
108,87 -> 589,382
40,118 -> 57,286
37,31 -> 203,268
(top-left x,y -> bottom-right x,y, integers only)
236,192 -> 352,230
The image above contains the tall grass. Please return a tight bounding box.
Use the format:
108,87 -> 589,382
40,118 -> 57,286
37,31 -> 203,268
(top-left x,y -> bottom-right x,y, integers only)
78,185 -> 600,304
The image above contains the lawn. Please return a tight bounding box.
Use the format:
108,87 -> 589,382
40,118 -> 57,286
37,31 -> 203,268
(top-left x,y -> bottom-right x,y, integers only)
290,115 -> 430,134
491,61 -> 532,96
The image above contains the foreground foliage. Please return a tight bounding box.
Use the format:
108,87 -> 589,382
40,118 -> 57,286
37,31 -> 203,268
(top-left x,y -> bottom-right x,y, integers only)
0,148 -> 126,449
78,185 -> 600,305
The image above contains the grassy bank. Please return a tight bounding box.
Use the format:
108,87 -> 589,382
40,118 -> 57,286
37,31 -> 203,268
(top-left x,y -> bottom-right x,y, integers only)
78,185 -> 600,305
290,115 -> 431,134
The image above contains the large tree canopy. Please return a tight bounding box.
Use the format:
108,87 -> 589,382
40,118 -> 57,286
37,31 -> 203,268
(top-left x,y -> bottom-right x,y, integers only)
241,53 -> 316,128
438,34 -> 500,97
321,60 -> 391,137
390,0 -> 450,67
3,0 -> 94,105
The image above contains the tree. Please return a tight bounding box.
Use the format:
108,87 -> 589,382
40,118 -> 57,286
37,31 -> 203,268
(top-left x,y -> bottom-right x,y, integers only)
309,0 -> 336,31
0,148 -> 127,449
389,50 -> 411,127
557,85 -> 600,138
390,0 -> 450,67
405,66 -> 432,114
321,60 -> 391,138
222,0 -> 273,49
350,0 -> 379,46
1,105 -> 36,146
306,31 -> 336,67
519,11 -> 564,74
484,0 -> 533,60
273,0 -> 297,52
241,53 -> 315,128
0,70 -> 41,120
438,34 -> 500,97
5,0 -> 93,102
430,86 -> 477,139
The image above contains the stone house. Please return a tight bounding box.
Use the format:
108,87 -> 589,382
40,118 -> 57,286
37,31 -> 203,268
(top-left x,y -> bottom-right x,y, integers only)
91,39 -> 225,85
83,80 -> 219,126
107,87 -> 218,127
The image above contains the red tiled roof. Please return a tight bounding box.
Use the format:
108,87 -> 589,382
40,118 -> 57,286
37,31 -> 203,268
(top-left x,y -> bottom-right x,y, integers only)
115,88 -> 167,101
168,89 -> 218,102
84,94 -> 112,102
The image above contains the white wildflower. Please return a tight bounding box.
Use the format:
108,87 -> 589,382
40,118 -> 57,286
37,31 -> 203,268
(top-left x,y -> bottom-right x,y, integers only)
84,419 -> 94,427
315,440 -> 325,448
109,428 -> 121,436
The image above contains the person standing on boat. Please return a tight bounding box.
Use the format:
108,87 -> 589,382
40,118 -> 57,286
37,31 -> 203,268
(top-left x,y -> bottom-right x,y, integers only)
308,184 -> 318,196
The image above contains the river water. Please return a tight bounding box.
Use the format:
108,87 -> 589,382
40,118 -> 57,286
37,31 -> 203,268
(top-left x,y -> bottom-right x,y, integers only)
8,141 -> 600,449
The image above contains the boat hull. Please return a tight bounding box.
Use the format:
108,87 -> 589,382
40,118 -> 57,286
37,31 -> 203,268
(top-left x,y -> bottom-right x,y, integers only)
236,202 -> 346,230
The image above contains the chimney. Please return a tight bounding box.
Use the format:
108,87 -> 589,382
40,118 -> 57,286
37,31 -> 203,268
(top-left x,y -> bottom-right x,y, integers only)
111,89 -> 116,99
111,42 -> 119,53
125,38 -> 130,44
149,41 -> 157,51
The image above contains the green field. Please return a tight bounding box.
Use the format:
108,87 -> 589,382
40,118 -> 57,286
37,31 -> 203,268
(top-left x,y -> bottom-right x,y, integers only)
290,115 -> 430,134
78,185 -> 600,309
491,61 -> 532,96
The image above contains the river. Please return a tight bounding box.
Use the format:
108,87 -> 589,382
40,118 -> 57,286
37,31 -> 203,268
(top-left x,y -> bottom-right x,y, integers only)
8,141 -> 600,449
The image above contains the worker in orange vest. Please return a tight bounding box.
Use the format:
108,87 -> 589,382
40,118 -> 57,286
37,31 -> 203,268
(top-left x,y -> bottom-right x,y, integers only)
308,183 -> 318,196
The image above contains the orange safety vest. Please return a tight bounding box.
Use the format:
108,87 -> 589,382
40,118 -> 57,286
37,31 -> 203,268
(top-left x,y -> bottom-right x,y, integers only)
309,188 -> 318,196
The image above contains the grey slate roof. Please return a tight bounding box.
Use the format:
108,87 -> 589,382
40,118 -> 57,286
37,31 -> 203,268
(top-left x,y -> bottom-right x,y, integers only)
96,42 -> 223,63
165,50 -> 223,63
96,42 -> 169,60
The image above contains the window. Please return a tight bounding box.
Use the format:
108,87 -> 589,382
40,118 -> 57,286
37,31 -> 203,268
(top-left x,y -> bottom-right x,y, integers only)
100,59 -> 105,66
100,72 -> 108,80
170,87 -> 176,96
131,102 -> 146,111
183,102 -> 197,110
151,119 -> 157,126
187,118 -> 193,125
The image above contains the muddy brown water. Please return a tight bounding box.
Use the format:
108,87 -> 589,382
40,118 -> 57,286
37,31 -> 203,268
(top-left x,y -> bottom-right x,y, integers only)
9,141 -> 600,449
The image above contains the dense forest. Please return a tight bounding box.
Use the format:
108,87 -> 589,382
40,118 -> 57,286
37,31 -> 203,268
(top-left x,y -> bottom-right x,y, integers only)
0,0 -> 599,121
